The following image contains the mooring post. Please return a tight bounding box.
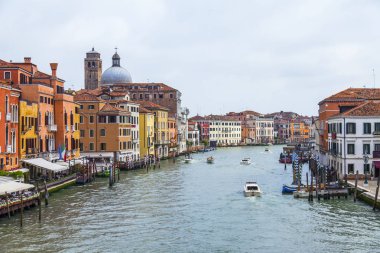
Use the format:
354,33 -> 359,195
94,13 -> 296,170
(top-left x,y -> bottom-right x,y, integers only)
354,170 -> 359,202
373,175 -> 380,211
5,192 -> 10,218
38,192 -> 42,222
306,172 -> 310,201
20,192 -> 24,227
310,173 -> 313,201
44,180 -> 49,206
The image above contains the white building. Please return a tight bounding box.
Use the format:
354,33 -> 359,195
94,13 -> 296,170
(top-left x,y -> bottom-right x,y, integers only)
178,107 -> 189,153
187,122 -> 200,148
206,115 -> 241,146
118,101 -> 140,161
255,117 -> 274,144
327,102 -> 380,179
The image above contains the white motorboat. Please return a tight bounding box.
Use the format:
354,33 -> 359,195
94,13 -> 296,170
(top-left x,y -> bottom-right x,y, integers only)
240,158 -> 251,165
184,157 -> 193,163
264,147 -> 269,152
244,182 -> 262,197
206,156 -> 214,164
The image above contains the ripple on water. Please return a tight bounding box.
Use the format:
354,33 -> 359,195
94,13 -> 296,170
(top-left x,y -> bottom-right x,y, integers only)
1,146 -> 380,253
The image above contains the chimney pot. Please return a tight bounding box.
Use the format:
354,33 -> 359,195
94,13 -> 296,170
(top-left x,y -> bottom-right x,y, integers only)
50,63 -> 58,77
24,57 -> 31,63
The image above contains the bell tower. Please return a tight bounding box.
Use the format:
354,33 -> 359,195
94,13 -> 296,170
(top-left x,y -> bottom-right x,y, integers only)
84,47 -> 102,90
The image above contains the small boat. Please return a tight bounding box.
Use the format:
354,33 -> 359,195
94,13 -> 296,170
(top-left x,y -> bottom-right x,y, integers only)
265,147 -> 269,152
207,156 -> 214,164
244,182 -> 262,197
184,157 -> 193,163
282,184 -> 298,194
240,158 -> 251,165
293,190 -> 315,198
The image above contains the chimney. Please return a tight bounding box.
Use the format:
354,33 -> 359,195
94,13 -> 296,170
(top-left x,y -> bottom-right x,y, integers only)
50,63 -> 58,77
24,57 -> 31,63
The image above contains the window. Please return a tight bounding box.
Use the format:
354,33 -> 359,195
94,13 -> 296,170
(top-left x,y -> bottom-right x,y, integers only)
170,93 -> 173,99
100,143 -> 106,151
80,143 -> 83,151
348,164 -> 354,174
89,116 -> 94,123
347,144 -> 355,155
80,130 -> 85,137
346,123 -> 356,134
363,143 -> 370,154
363,123 -> 371,134
375,144 -> 380,151
100,129 -> 106,136
4,72 -> 11,79
89,129 -> 94,137
364,164 -> 370,174
80,104 -> 83,109
88,105 -> 95,110
375,123 -> 380,132
109,116 -> 116,123
89,143 -> 94,151
80,116 -> 83,124
98,116 -> 107,123
159,94 -> 163,99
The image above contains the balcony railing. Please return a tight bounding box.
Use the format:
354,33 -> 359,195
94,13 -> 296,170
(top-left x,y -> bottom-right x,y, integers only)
373,131 -> 380,136
6,113 -> 11,122
26,148 -> 38,154
71,125 -> 76,132
48,124 -> 57,132
65,125 -> 69,132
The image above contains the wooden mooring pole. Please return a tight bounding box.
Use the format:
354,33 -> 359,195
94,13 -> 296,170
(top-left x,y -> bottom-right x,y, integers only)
354,170 -> 359,202
310,173 -> 313,201
373,175 -> 380,211
38,192 -> 42,222
5,192 -> 10,218
20,192 -> 24,227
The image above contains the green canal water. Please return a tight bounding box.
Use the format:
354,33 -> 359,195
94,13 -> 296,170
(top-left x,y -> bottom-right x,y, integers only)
1,145 -> 380,253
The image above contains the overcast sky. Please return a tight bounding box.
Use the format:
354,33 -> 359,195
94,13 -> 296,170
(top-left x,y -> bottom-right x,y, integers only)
1,0 -> 380,116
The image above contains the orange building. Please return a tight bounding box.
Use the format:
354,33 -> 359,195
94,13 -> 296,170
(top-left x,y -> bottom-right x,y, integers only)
0,81 -> 21,170
74,92 -> 133,161
289,118 -> 310,143
0,57 -> 80,162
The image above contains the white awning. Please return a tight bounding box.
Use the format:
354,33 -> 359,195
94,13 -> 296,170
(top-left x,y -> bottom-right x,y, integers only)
0,181 -> 35,195
22,158 -> 68,172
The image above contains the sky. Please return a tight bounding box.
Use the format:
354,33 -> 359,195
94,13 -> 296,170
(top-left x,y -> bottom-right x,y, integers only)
1,0 -> 380,116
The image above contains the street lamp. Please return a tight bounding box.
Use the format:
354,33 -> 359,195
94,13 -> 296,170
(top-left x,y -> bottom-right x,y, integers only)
363,152 -> 369,187
284,151 -> 287,170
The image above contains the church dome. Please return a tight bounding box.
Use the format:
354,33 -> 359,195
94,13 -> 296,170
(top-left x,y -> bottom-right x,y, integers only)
101,51 -> 132,85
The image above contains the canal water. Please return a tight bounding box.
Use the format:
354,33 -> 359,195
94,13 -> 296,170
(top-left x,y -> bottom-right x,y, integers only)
1,145 -> 380,253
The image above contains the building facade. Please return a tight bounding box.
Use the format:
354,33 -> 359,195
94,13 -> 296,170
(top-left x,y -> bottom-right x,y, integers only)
327,102 -> 380,179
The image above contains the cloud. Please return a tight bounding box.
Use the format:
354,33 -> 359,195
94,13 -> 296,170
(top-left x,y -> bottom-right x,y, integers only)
1,0 -> 380,116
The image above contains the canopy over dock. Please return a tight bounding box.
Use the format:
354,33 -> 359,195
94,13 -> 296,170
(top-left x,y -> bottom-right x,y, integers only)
0,181 -> 35,195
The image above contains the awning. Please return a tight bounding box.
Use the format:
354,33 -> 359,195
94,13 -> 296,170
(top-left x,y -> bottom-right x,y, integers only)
22,158 -> 68,172
0,181 -> 35,195
373,161 -> 380,169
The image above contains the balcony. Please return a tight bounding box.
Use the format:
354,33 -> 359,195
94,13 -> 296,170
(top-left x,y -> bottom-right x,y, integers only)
26,148 -> 38,155
332,133 -> 337,139
48,124 -> 57,132
65,125 -> 69,132
6,145 -> 12,153
373,131 -> 380,136
71,125 -> 76,132
6,113 -> 11,122
329,149 -> 338,156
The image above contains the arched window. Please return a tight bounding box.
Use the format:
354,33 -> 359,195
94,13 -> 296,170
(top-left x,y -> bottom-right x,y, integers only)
87,62 -> 91,68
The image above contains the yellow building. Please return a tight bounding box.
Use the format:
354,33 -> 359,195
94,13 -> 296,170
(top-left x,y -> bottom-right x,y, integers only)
19,100 -> 38,159
137,101 -> 169,158
139,107 -> 155,157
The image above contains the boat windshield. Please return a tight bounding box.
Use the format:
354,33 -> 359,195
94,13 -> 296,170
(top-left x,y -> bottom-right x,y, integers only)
247,186 -> 258,191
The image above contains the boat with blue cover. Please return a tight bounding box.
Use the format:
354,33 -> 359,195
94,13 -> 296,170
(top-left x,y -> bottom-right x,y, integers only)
282,184 -> 298,194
